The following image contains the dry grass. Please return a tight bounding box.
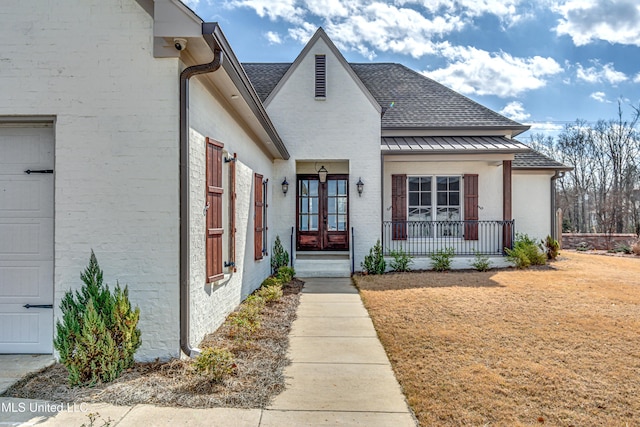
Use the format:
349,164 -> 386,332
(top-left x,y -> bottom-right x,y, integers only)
354,252 -> 640,426
3,279 -> 303,408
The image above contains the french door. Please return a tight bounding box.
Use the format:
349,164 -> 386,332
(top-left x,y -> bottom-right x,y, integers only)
297,175 -> 349,251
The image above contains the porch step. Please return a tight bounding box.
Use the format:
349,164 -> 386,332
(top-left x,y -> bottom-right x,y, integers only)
295,252 -> 351,278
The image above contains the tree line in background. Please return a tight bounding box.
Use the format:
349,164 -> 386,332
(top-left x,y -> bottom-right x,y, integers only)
528,101 -> 640,235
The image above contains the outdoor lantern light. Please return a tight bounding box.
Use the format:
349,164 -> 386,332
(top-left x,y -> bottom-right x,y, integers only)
356,177 -> 364,196
281,177 -> 289,196
318,165 -> 328,183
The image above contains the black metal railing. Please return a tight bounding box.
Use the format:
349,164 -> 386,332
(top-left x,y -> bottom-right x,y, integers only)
382,220 -> 514,256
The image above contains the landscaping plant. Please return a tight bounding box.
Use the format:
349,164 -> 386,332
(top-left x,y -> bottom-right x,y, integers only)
430,247 -> 455,271
193,347 -> 236,383
471,251 -> 492,272
389,248 -> 413,272
271,235 -> 289,274
54,251 -> 141,386
543,235 -> 560,260
361,239 -> 386,274
275,266 -> 295,283
505,233 -> 546,269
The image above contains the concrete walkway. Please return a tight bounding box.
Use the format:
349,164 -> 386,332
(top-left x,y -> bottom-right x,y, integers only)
0,278 -> 416,426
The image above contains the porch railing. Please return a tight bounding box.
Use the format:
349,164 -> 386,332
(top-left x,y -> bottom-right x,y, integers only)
382,220 -> 514,256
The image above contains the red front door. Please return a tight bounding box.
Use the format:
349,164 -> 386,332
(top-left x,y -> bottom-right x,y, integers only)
297,175 -> 349,251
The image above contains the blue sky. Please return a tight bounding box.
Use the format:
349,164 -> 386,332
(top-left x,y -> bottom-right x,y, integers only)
183,0 -> 640,140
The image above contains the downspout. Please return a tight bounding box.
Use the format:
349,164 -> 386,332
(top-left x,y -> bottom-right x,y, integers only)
180,23 -> 224,358
550,170 -> 566,240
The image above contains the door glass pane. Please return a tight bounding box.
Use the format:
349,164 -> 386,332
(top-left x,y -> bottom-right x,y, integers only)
300,180 -> 308,196
409,177 -> 420,191
338,215 -> 346,231
299,214 -> 308,231
300,198 -> 308,213
328,198 -> 336,214
328,215 -> 337,230
309,197 -> 318,214
338,180 -> 347,195
338,198 -> 346,214
437,192 -> 447,206
328,180 -> 337,196
437,177 -> 448,191
309,180 -> 318,196
310,215 -> 318,231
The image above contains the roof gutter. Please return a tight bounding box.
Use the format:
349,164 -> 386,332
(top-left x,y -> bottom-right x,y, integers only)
180,22 -> 223,358
550,170 -> 566,240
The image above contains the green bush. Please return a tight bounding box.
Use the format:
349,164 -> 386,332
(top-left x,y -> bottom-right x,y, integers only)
245,294 -> 266,310
54,251 -> 141,386
361,239 -> 386,274
430,247 -> 455,271
389,248 -> 413,272
505,233 -> 546,269
471,251 -> 492,272
257,284 -> 283,303
276,266 -> 295,283
193,347 -> 236,382
543,235 -> 560,260
271,235 -> 289,274
261,276 -> 283,289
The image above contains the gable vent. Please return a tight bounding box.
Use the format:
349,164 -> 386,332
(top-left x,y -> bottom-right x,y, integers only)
315,55 -> 326,98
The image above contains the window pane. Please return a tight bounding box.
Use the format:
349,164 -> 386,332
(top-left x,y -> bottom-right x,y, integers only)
300,198 -> 308,213
409,193 -> 419,206
421,177 -> 432,189
409,177 -> 420,191
310,215 -> 318,231
309,180 -> 318,196
450,192 -> 460,206
300,180 -> 308,196
437,192 -> 447,206
338,198 -> 347,214
309,197 -> 318,214
299,215 -> 308,231
328,215 -> 337,230
421,192 -> 431,206
328,197 -> 337,214
338,215 -> 346,230
328,180 -> 337,196
338,180 -> 347,195
437,177 -> 448,191
449,177 -> 460,191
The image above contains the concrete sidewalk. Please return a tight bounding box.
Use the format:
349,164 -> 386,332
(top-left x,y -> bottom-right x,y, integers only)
1,278 -> 416,426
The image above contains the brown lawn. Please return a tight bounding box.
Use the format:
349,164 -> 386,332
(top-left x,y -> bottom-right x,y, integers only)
354,252 -> 640,426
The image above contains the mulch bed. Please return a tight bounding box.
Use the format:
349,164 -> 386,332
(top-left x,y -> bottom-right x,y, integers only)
2,279 -> 303,408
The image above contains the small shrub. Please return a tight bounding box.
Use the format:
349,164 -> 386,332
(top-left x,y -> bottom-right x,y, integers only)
361,239 -> 386,274
430,247 -> 455,271
261,276 -> 283,289
276,266 -> 295,283
193,347 -> 236,382
471,251 -> 492,272
245,294 -> 266,310
271,236 -> 289,274
389,248 -> 413,272
505,233 -> 546,269
632,240 -> 640,256
54,251 -> 141,386
257,284 -> 283,303
576,241 -> 590,252
543,235 -> 560,260
613,244 -> 632,254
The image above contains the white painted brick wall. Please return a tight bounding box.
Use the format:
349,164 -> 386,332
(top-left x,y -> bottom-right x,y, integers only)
513,171 -> 554,241
267,36 -> 382,270
0,0 -> 180,360
187,77 -> 274,348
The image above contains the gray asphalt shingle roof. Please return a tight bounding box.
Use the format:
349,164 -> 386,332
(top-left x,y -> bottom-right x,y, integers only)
513,149 -> 573,170
242,62 -> 528,130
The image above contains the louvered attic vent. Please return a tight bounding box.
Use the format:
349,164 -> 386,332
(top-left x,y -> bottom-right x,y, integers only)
315,54 -> 326,98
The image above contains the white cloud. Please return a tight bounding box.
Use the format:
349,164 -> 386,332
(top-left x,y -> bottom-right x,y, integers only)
424,46 -> 563,97
265,31 -> 283,44
634,73 -> 640,83
528,122 -> 564,133
590,91 -> 610,103
229,0 -> 306,24
555,0 -> 640,46
576,61 -> 627,84
500,101 -> 531,121
182,0 -> 200,8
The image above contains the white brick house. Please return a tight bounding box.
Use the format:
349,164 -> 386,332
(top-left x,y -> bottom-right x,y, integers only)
0,0 -> 568,359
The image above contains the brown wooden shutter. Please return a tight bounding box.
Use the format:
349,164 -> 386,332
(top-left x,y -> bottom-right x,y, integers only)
228,153 -> 237,272
464,174 -> 479,241
391,174 -> 407,240
254,173 -> 264,260
315,55 -> 326,98
206,138 -> 224,283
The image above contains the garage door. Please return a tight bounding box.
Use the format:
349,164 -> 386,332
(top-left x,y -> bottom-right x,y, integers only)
0,124 -> 54,353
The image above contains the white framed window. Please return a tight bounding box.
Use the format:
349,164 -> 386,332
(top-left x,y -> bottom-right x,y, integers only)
407,175 -> 461,238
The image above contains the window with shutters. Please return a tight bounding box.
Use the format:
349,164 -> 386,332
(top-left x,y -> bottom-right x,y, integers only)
315,55 -> 326,98
394,175 -> 469,239
206,138 -> 224,283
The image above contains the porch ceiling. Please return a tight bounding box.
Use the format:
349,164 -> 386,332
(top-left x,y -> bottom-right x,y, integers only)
381,136 -> 530,154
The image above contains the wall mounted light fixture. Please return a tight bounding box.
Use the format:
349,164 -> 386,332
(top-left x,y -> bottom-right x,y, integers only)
318,165 -> 328,183
281,177 -> 289,195
356,177 -> 364,196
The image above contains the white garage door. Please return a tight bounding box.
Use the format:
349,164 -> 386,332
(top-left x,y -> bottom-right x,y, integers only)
0,124 -> 54,353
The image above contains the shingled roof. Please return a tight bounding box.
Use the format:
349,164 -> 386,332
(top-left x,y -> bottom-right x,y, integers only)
513,149 -> 572,170
242,62 -> 528,132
